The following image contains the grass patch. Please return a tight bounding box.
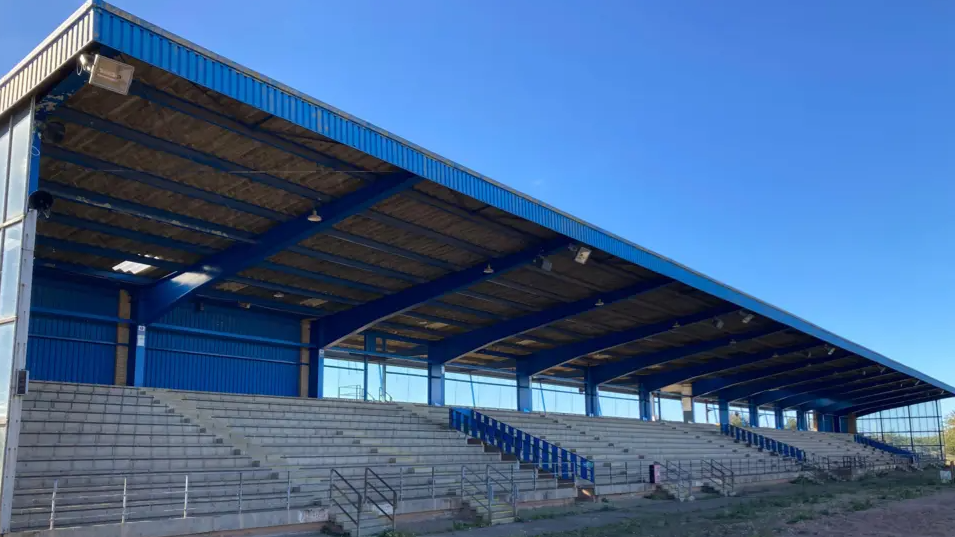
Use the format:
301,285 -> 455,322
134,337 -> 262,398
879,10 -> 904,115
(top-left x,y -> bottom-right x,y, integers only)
786,511 -> 817,524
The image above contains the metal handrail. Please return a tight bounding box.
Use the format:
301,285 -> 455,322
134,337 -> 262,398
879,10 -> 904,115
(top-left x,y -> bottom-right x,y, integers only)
329,469 -> 363,535
459,466 -> 492,522
449,407 -> 595,482
701,459 -> 734,496
364,467 -> 398,533
661,460 -> 692,501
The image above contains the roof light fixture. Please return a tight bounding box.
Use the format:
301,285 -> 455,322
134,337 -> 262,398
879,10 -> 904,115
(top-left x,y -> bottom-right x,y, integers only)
483,263 -> 494,274
238,302 -> 251,310
574,246 -> 592,265
78,54 -> 135,95
739,311 -> 755,324
307,209 -> 322,223
594,298 -> 605,307
112,259 -> 155,275
533,255 -> 553,272
712,318 -> 725,330
827,346 -> 836,356
273,292 -> 285,298
672,321 -> 681,329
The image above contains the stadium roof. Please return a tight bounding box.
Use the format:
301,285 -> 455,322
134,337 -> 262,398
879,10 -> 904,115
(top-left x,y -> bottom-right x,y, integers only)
2,0 -> 951,417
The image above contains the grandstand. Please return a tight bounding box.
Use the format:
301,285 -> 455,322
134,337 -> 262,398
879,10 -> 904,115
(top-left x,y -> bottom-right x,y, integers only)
0,1 -> 950,535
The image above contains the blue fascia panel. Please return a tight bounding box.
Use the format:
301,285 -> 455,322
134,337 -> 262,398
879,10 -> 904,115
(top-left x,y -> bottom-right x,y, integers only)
137,173 -> 419,324
645,341 -> 823,394
50,106 -> 329,201
518,305 -> 740,378
313,238 -> 569,348
717,363 -> 867,403
590,323 -> 781,386
428,278 -> 671,364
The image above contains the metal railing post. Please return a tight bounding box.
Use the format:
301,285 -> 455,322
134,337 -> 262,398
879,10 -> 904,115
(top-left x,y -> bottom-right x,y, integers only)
49,479 -> 58,530
286,471 -> 291,512
182,475 -> 189,519
431,466 -> 435,499
533,466 -> 537,491
238,472 -> 244,514
486,482 -> 493,522
121,477 -> 128,524
398,470 -> 404,503
460,466 -> 465,498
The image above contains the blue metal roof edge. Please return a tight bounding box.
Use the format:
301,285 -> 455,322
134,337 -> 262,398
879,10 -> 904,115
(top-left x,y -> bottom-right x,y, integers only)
15,1 -> 953,397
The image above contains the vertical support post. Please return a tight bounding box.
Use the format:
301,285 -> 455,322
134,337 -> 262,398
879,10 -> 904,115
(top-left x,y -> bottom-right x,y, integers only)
681,385 -> 694,423
299,320 -> 309,398
584,368 -> 601,417
114,289 -> 131,385
638,385 -> 653,421
308,319 -> 324,398
837,415 -> 848,434
811,410 -> 822,432
847,412 -> 857,435
718,398 -> 730,427
129,324 -> 147,387
427,361 -> 445,406
748,401 -> 759,428
182,475 -> 189,518
363,336 -> 373,401
516,372 -> 532,412
774,405 -> 784,430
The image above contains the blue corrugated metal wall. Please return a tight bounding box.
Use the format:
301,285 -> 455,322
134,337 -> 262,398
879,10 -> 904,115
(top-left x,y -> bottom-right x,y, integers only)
28,278 -> 118,384
145,303 -> 301,396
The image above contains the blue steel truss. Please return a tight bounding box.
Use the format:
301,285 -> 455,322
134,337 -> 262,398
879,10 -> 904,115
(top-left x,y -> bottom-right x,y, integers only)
711,362 -> 868,403
136,174 -> 419,322
590,324 -> 783,385
313,237 -> 569,347
517,305 -> 741,377
428,278 -> 671,364
642,342 -> 823,394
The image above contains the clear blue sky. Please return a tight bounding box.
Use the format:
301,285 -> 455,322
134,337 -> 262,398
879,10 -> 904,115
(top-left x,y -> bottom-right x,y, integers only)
3,1 -> 953,414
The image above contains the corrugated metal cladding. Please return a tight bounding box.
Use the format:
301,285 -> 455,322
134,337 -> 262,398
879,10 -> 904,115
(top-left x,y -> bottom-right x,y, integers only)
0,3 -> 93,118
28,278 -> 118,385
144,303 -> 301,396
90,2 -> 926,382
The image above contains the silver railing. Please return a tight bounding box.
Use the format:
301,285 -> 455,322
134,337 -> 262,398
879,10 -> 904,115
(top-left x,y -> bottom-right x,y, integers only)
701,459 -> 735,496
364,467 -> 398,533
329,469 -> 363,535
661,460 -> 692,501
30,469 -> 301,531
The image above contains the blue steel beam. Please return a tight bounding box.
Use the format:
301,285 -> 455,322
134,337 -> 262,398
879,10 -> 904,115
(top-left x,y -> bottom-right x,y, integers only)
137,174 -> 419,323
851,394 -> 948,417
590,324 -> 782,385
517,305 -> 741,378
756,372 -> 899,408
793,380 -> 926,412
821,389 -> 940,414
312,238 -> 570,347
43,144 -> 288,221
37,237 -> 183,271
50,107 -> 330,201
711,361 -> 866,402
779,375 -> 908,409
428,278 -> 672,364
643,342 -> 824,394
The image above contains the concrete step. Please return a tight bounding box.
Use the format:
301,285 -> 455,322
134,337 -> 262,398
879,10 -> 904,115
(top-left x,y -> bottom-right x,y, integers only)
21,420 -> 206,435
19,432 -> 221,446
17,455 -> 259,473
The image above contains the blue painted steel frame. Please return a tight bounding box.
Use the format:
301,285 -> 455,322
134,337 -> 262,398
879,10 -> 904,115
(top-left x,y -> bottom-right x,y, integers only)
644,342 -> 822,394
70,0 -> 955,397
313,237 -> 568,348
517,305 -> 740,378
713,363 -> 868,403
590,324 -> 782,385
137,173 -> 419,323
428,278 -> 670,364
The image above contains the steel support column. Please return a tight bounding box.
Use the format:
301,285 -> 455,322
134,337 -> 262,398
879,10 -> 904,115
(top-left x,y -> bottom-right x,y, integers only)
796,409 -> 807,431
427,362 -> 445,407
681,385 -> 694,423
517,373 -> 533,412
129,325 -> 147,387
837,415 -> 848,434
748,401 -> 759,428
584,368 -> 601,418
774,406 -> 784,430
638,385 -> 653,421
308,346 -> 324,399
718,398 -> 730,426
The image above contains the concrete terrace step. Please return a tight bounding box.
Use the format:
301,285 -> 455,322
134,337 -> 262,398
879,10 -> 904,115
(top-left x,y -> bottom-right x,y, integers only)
22,444 -> 242,459
19,432 -> 222,446
17,454 -> 259,473
21,420 -> 207,435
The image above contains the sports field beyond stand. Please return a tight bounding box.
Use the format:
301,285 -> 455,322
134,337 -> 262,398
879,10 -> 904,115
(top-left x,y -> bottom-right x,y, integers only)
0,2 -> 949,536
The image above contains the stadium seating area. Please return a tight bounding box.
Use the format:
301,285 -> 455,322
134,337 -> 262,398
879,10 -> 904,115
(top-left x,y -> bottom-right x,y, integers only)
11,382 -> 903,535
748,427 -> 898,467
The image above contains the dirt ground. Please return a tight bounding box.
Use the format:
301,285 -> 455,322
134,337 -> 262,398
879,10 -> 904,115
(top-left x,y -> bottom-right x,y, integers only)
421,470 -> 955,537
781,488 -> 955,536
